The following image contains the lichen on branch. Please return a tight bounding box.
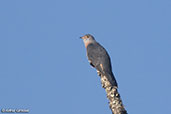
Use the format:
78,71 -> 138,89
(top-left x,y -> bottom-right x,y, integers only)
98,71 -> 127,114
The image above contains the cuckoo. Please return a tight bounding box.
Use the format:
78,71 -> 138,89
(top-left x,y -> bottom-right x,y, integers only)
80,34 -> 118,87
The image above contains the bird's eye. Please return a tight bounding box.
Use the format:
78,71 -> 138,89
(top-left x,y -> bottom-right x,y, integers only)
86,36 -> 89,38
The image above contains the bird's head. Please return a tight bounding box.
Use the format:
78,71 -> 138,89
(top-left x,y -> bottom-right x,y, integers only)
80,34 -> 95,40
80,34 -> 96,47
80,34 -> 95,42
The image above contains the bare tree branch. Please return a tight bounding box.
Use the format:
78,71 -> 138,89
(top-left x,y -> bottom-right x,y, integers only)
97,71 -> 127,114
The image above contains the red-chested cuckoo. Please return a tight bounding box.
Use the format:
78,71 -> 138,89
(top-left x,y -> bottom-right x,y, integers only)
80,34 -> 118,87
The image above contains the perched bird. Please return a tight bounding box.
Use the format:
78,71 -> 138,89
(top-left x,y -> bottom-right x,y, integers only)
80,34 -> 118,87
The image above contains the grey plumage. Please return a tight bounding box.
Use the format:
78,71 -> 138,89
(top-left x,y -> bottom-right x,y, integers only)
81,34 -> 118,87
87,42 -> 118,87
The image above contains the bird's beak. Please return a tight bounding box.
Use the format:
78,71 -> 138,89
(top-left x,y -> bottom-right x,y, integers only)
80,36 -> 83,39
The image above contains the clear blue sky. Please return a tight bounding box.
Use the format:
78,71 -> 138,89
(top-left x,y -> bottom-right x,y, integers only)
0,0 -> 171,114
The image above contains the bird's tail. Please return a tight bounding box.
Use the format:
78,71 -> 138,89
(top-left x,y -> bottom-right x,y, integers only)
106,73 -> 118,87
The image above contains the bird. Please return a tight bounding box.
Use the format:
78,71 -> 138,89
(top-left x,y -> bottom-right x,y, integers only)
80,34 -> 118,87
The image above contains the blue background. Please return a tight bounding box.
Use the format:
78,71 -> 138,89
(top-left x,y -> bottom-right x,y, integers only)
0,0 -> 171,114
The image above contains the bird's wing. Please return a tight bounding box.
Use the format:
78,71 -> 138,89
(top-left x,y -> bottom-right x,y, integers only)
87,43 -> 117,87
87,43 -> 107,71
87,43 -> 101,66
87,43 -> 113,72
